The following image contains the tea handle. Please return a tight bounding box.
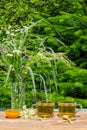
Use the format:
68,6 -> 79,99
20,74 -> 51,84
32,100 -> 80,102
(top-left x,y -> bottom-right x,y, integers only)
76,104 -> 82,113
31,104 -> 37,109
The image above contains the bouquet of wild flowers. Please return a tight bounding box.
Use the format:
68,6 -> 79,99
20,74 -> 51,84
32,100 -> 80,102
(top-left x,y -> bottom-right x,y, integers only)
0,26 -> 30,109
20,105 -> 42,120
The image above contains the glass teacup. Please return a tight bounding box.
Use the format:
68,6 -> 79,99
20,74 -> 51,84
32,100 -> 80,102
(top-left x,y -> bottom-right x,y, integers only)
58,101 -> 82,117
36,101 -> 54,118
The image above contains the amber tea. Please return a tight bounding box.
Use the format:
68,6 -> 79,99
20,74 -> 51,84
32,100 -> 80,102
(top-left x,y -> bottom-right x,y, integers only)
58,102 -> 82,117
37,101 -> 54,118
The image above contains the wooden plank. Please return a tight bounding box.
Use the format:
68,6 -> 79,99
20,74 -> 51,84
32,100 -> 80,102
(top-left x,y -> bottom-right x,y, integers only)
0,111 -> 87,130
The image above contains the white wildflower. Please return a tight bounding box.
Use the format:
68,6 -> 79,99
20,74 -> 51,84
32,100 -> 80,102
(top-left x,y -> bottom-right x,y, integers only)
8,25 -> 11,29
21,105 -> 41,120
13,49 -> 21,55
28,108 -> 36,116
20,111 -> 23,116
10,33 -> 14,36
37,52 -> 43,56
23,114 -> 28,119
23,105 -> 27,110
6,53 -> 13,57
6,30 -> 10,35
23,109 -> 29,114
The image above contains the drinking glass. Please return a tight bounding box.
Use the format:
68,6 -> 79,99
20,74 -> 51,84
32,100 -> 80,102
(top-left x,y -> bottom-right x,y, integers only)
58,101 -> 82,117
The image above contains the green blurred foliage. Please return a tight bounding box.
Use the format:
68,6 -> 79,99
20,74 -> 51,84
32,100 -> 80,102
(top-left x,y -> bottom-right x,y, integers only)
0,0 -> 87,108
58,67 -> 87,99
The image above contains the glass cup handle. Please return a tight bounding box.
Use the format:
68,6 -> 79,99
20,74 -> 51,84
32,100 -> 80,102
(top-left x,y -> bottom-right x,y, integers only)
76,104 -> 82,113
31,104 -> 37,109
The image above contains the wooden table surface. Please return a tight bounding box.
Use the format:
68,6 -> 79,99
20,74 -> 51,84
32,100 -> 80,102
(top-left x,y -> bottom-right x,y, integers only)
0,110 -> 87,130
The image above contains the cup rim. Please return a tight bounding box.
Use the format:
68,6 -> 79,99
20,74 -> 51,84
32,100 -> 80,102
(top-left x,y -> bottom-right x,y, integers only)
37,100 -> 54,103
37,101 -> 54,105
58,101 -> 76,104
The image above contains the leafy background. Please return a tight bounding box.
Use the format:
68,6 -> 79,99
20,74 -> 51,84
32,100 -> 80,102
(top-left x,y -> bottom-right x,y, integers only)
0,0 -> 87,109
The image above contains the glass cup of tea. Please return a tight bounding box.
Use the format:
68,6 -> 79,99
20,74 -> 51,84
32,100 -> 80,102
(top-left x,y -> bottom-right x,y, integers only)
58,101 -> 82,117
36,101 -> 54,118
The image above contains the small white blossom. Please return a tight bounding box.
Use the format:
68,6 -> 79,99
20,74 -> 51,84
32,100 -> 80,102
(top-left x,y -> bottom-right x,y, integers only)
20,111 -> 23,116
6,30 -> 10,34
6,53 -> 13,57
21,105 -> 41,120
10,33 -> 14,36
23,114 -> 28,119
28,108 -> 36,116
37,52 -> 43,56
8,25 -> 11,29
23,105 -> 27,110
23,109 -> 29,114
13,50 -> 21,55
